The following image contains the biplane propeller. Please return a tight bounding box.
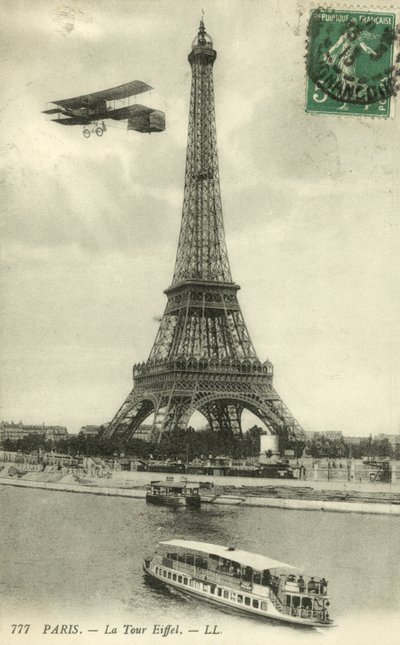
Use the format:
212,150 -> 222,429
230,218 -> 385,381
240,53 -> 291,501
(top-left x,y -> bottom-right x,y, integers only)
43,80 -> 165,138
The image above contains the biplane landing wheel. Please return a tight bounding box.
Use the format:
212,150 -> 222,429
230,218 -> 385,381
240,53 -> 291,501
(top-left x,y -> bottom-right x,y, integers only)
83,129 -> 91,138
96,127 -> 104,137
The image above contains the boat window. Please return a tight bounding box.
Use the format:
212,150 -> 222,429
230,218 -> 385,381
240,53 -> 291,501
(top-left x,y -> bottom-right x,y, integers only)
218,559 -> 230,573
155,567 -> 158,574
232,564 -> 241,578
253,572 -> 261,585
170,553 -> 177,561
285,595 -> 291,606
252,599 -> 259,609
172,574 -> 177,581
217,588 -> 222,597
167,572 -> 171,579
186,554 -> 194,565
195,557 -> 208,569
163,570 -> 167,578
178,554 -> 186,563
244,597 -> 251,606
261,602 -> 267,611
302,597 -> 312,609
223,590 -> 229,599
178,576 -> 183,583
237,594 -> 243,604
231,592 -> 236,601
183,578 -> 188,585
292,595 -> 301,608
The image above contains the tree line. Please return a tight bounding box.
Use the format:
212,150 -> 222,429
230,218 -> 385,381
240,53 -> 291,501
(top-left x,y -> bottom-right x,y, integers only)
1,428 -> 398,460
2,426 -> 268,461
306,435 -> 399,460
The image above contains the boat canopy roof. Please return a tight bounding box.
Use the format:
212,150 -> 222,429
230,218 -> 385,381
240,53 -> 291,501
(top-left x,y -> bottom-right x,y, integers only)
160,539 -> 300,572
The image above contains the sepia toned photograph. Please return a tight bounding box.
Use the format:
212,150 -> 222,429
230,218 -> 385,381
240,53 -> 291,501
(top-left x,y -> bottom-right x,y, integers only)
1,2 -> 399,645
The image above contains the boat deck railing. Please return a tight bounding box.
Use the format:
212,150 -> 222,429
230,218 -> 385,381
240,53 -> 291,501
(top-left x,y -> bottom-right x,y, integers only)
147,486 -> 200,497
268,586 -> 328,623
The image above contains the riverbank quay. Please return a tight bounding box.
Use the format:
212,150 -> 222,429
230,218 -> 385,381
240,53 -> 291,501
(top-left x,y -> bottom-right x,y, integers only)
1,470 -> 399,515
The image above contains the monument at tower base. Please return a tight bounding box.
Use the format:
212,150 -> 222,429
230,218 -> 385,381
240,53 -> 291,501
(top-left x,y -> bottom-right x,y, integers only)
259,433 -> 280,463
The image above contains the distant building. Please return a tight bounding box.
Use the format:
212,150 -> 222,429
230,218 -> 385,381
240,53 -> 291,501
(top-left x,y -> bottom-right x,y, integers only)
133,424 -> 154,442
313,431 -> 344,441
78,425 -> 101,437
375,433 -> 400,447
305,431 -> 399,449
344,436 -> 369,445
0,421 -> 68,443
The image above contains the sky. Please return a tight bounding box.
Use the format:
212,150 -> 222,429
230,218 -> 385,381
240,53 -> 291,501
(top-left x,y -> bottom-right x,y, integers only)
1,0 -> 399,436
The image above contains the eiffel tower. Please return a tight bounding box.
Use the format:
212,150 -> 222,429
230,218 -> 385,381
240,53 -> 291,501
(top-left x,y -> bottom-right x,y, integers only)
102,20 -> 304,446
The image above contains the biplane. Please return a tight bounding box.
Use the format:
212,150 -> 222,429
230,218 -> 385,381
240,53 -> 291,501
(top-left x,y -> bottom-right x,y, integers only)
43,80 -> 165,138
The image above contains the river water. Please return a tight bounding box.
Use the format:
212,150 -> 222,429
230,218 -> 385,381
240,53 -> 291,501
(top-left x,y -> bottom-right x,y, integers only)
0,486 -> 399,645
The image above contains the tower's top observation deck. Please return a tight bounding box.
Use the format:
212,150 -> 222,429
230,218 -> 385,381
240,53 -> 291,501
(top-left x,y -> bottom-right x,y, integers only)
189,19 -> 217,65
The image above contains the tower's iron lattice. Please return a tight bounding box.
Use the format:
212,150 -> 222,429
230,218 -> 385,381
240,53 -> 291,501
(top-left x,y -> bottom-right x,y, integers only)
102,21 -> 305,443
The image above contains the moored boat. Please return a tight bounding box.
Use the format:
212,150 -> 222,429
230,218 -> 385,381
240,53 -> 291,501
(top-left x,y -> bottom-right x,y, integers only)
143,539 -> 334,627
145,479 -> 202,509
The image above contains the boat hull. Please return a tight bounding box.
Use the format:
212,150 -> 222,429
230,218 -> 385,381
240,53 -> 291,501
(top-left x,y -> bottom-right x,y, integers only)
145,494 -> 201,509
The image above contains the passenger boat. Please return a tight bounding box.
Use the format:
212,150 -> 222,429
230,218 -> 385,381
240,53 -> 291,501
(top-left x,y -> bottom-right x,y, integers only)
145,479 -> 201,509
143,539 -> 334,627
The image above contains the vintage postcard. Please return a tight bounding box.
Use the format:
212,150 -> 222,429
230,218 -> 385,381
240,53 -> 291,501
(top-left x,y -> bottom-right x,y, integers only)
1,3 -> 399,645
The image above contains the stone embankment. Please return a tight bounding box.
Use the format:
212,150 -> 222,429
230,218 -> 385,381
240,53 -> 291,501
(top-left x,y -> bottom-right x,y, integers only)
1,466 -> 399,516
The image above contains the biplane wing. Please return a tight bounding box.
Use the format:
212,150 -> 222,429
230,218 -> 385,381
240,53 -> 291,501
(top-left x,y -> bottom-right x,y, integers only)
51,116 -> 90,126
51,80 -> 153,109
49,104 -> 153,124
43,107 -> 64,115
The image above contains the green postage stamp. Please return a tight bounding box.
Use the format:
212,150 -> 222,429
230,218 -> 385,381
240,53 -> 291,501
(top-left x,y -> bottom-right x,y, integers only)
306,8 -> 398,117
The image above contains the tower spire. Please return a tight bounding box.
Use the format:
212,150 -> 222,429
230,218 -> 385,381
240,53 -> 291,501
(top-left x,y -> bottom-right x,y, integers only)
171,19 -> 232,285
199,12 -> 206,41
